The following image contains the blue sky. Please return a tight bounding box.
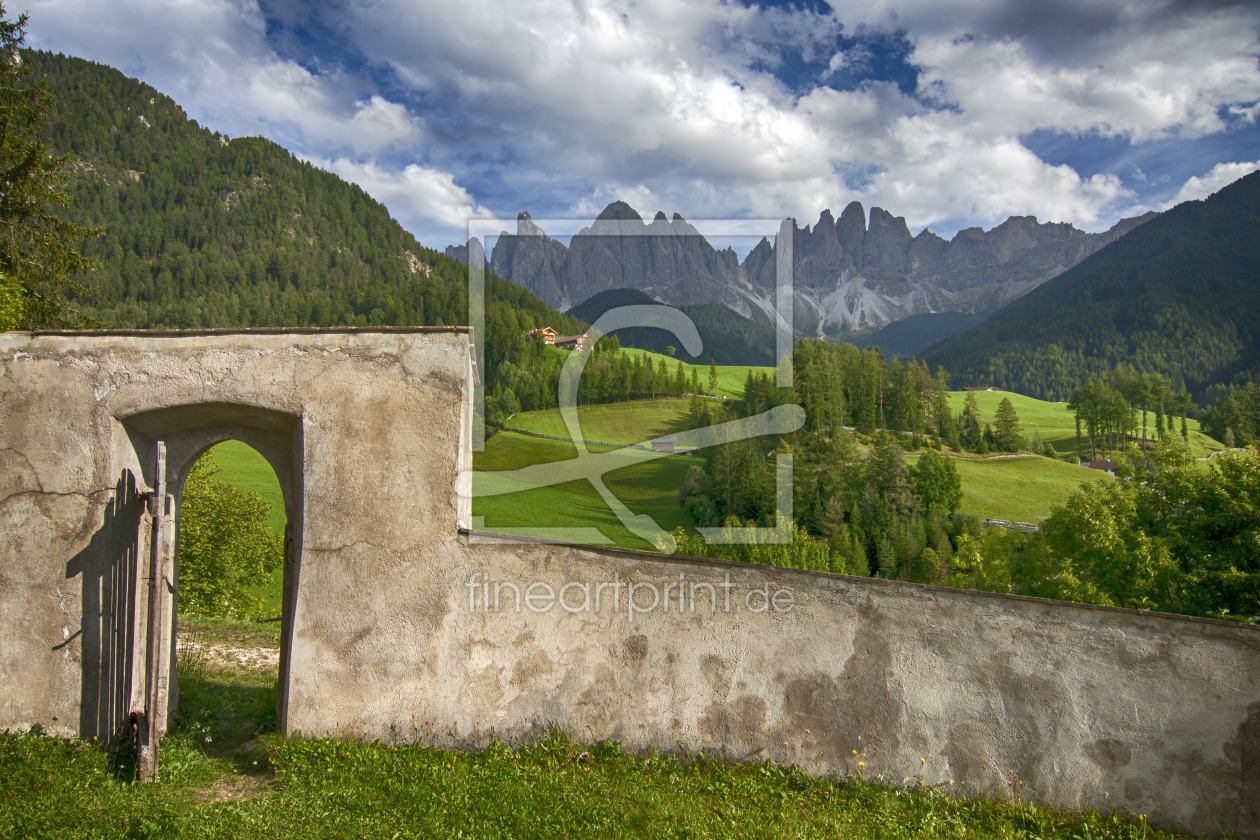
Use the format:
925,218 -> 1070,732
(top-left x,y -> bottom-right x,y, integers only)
26,0 -> 1260,249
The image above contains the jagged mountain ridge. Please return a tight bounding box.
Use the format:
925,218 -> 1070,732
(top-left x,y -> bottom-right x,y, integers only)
482,200 -> 1155,338
921,170 -> 1260,399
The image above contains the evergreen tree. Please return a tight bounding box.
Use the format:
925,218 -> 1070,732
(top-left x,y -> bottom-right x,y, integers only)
994,397 -> 1023,452
910,449 -> 962,513
0,8 -> 99,327
959,392 -> 983,450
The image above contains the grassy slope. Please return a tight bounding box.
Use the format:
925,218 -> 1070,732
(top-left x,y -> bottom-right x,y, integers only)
205,441 -> 287,533
946,390 -> 1222,458
210,388 -> 1174,558
472,431 -> 698,548
909,453 -> 1113,523
507,398 -> 696,444
618,347 -> 773,399
484,389 -> 1142,545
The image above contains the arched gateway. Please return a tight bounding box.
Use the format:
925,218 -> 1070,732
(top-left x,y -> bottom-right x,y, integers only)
0,328 -> 1256,837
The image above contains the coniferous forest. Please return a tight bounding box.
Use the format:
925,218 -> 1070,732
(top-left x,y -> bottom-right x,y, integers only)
27,49 -> 583,372
922,170 -> 1260,401
678,343 -> 1258,620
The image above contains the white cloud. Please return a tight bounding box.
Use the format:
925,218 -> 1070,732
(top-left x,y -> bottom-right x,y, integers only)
911,9 -> 1260,142
1163,160 -> 1260,208
23,0 -> 1260,243
331,0 -> 1260,230
317,159 -> 494,234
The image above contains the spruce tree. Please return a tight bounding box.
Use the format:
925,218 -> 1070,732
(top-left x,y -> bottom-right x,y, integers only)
0,5 -> 99,327
994,397 -> 1024,452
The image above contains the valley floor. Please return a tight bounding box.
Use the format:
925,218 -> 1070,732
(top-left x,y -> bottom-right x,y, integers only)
473,394 -> 1150,546
204,388 -> 1225,562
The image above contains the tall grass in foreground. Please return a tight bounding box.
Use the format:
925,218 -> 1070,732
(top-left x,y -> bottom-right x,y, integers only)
0,726 -> 1181,839
1,727 -> 1183,839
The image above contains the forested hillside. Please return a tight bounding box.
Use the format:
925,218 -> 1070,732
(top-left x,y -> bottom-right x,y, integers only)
921,171 -> 1260,400
566,288 -> 775,366
27,50 -> 582,346
844,310 -> 993,359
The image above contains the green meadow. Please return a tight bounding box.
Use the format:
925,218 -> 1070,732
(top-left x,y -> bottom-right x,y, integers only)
618,347 -> 774,399
203,441 -> 287,533
946,390 -> 1222,458
909,452 -> 1112,524
506,397 -> 695,444
472,430 -> 700,548
202,386 -> 1221,560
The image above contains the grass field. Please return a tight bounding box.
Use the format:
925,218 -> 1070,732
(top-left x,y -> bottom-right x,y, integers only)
946,390 -> 1222,458
909,453 -> 1113,523
203,441 -> 287,534
538,343 -> 771,400
204,386 -> 1216,560
473,431 -> 699,548
618,347 -> 774,399
0,615 -> 1176,840
507,398 -> 697,445
484,390 -> 1131,545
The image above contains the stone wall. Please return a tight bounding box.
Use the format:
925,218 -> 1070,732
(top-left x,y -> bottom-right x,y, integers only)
1,330 -> 1256,837
0,329 -> 474,738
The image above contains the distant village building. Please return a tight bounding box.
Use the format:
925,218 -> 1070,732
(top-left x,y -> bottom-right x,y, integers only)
553,333 -> 590,351
963,386 -> 999,392
1085,459 -> 1116,475
525,327 -> 557,345
651,436 -> 677,454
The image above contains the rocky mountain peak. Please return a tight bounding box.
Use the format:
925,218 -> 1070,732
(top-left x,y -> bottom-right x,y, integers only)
516,210 -> 546,237
485,198 -> 1155,338
837,201 -> 867,257
596,200 -> 642,222
814,208 -> 836,236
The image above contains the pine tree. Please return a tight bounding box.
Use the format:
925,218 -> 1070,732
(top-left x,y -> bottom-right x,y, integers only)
994,397 -> 1024,452
0,6 -> 99,327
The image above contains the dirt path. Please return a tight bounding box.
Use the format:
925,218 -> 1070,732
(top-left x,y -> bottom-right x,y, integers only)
177,637 -> 279,672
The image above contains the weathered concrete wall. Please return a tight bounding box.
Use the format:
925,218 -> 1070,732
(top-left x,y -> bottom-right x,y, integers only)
2,329 -> 1257,837
302,534 -> 1259,838
0,329 -> 473,739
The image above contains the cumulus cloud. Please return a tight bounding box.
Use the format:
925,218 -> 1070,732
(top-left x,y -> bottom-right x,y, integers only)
23,0 -> 1260,243
1163,160 -> 1260,208
324,0 -> 1260,230
317,158 -> 495,233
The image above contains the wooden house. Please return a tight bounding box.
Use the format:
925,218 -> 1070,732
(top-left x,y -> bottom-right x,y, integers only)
554,333 -> 590,351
